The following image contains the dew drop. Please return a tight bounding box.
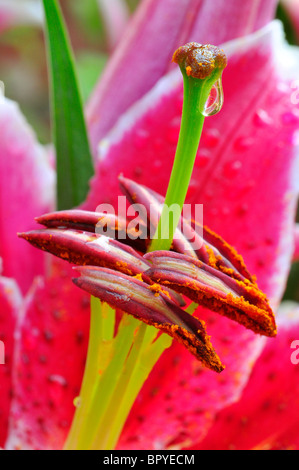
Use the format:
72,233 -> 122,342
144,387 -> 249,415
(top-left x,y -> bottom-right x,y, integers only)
48,375 -> 68,405
223,160 -> 242,178
237,203 -> 249,216
195,149 -> 211,168
166,118 -> 180,144
113,293 -> 130,302
234,137 -> 254,152
133,129 -> 148,149
203,78 -> 224,117
153,159 -> 162,169
204,189 -> 213,200
73,396 -> 81,408
221,206 -> 230,216
281,111 -> 299,125
23,329 -> 40,351
254,109 -> 272,127
48,374 -> 68,387
204,128 -> 220,148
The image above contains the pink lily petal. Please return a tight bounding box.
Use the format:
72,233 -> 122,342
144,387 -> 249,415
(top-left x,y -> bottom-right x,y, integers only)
84,22 -> 299,448
0,93 -> 55,293
293,224 -> 299,261
97,0 -> 130,50
0,0 -> 43,33
5,258 -> 90,450
87,0 -> 277,153
193,303 -> 299,450
0,271 -> 22,447
85,21 -> 299,306
189,0 -> 278,43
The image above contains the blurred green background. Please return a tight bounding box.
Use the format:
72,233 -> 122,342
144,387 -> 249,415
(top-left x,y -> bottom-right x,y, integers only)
0,0 -> 139,143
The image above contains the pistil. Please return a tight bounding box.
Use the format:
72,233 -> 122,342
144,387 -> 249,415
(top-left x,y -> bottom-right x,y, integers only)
149,43 -> 227,252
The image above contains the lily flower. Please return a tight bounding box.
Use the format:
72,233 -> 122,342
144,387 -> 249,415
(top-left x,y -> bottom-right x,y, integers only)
19,177 -> 276,371
1,0 -> 299,451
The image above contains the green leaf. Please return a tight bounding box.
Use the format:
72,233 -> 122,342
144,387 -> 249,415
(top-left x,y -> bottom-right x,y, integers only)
43,0 -> 94,210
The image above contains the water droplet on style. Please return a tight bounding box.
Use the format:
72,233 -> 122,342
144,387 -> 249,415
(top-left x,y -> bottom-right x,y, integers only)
203,78 -> 224,117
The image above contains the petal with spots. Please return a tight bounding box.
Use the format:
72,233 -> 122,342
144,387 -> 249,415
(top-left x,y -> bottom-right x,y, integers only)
193,303 -> 299,450
0,94 -> 55,293
5,259 -> 90,450
0,274 -> 22,447
117,306 -> 265,450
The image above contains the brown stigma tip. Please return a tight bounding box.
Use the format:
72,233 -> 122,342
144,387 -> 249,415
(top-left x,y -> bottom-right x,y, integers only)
173,42 -> 227,79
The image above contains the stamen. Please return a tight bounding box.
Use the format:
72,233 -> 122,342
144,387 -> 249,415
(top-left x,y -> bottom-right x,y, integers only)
73,266 -> 224,373
145,252 -> 276,337
36,209 -> 148,252
119,176 -> 252,282
19,229 -> 149,276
